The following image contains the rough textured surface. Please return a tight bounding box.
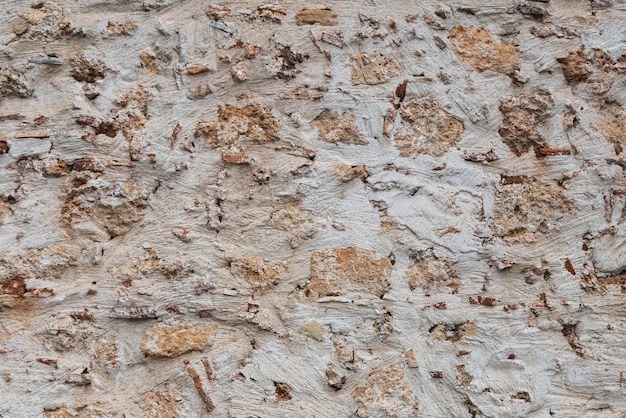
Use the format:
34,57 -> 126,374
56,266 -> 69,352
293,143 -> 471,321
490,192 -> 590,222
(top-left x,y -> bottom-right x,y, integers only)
498,90 -> 554,156
141,324 -> 218,358
350,53 -> 402,85
1,0 -> 626,417
394,99 -> 465,157
312,110 -> 367,145
449,25 -> 520,75
307,248 -> 392,298
351,365 -> 419,418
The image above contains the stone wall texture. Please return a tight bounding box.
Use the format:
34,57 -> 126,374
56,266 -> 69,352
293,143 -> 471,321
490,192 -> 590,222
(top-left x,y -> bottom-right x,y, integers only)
1,0 -> 626,417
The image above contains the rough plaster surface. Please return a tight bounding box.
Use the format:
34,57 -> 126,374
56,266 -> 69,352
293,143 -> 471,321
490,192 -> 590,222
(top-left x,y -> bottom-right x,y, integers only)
1,0 -> 626,417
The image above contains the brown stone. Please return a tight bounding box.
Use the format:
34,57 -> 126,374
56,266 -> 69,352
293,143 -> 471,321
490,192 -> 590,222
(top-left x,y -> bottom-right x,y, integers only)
106,20 -> 138,35
598,101 -> 626,154
244,44 -> 259,59
280,85 -> 326,100
111,86 -> 151,133
559,47 -> 593,82
62,179 -> 147,238
333,336 -> 360,370
45,159 -> 71,177
257,4 -> 287,22
94,339 -> 120,368
307,248 -> 392,297
405,256 -> 461,294
222,149 -> 250,164
68,55 -> 107,83
17,2 -> 73,40
490,182 -> 574,242
0,68 -> 32,98
187,83 -> 212,100
206,4 -> 231,20
44,406 -> 73,418
269,205 -> 321,248
44,405 -> 113,418
0,244 -> 80,300
326,364 -> 346,389
295,9 -> 337,26
108,249 -> 160,280
102,201 -> 145,237
557,46 -> 626,94
312,110 -> 367,144
557,46 -> 623,83
351,365 -> 419,418
0,277 -> 28,296
405,349 -> 419,368
335,164 -> 368,182
274,45 -> 307,80
275,382 -> 293,401
72,157 -> 98,172
230,62 -> 248,81
186,64 -> 210,75
229,256 -> 286,289
394,99 -> 465,157
498,90 -> 553,156
456,365 -> 473,387
141,324 -> 218,357
350,53 -> 402,85
430,321 -> 477,342
195,102 -> 279,147
141,385 -> 181,418
139,48 -> 158,73
14,129 -> 49,138
449,25 -> 519,75
320,31 -> 345,48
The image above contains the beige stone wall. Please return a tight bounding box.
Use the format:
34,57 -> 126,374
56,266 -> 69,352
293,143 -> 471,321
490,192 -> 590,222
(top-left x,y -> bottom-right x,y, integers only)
1,0 -> 626,417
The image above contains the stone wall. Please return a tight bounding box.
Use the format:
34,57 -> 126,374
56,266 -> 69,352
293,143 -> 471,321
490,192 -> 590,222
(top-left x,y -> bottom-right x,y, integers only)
1,0 -> 626,417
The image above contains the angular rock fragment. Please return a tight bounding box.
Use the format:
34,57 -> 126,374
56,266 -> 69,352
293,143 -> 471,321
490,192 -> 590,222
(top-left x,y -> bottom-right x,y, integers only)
229,257 -> 286,289
449,25 -> 519,75
106,20 -> 138,35
498,90 -> 553,156
490,182 -> 574,242
405,256 -> 461,294
141,324 -> 217,358
17,2 -> 74,40
274,382 -> 293,401
274,45 -> 307,80
312,110 -> 367,144
557,46 -> 626,94
195,102 -> 279,147
307,248 -> 392,297
350,53 -> 402,85
69,55 -> 107,83
231,62 -> 248,81
300,320 -> 324,341
62,178 -> 148,239
394,99 -> 464,157
269,205 -> 321,247
352,365 -> 419,418
429,321 -> 476,342
0,68 -> 33,98
257,4 -> 287,22
141,385 -> 181,417
296,9 -> 337,26
221,149 -> 250,163
598,101 -> 626,154
187,83 -> 212,100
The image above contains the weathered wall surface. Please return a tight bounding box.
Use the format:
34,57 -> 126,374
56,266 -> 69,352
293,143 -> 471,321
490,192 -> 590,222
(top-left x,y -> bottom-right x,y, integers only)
1,0 -> 626,417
